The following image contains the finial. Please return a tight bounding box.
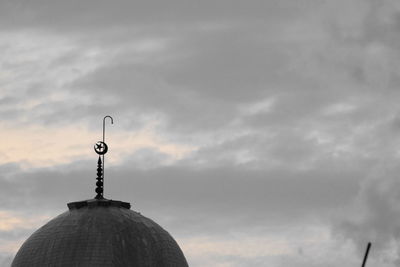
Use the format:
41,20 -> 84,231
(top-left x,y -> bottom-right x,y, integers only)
95,156 -> 103,199
94,115 -> 113,199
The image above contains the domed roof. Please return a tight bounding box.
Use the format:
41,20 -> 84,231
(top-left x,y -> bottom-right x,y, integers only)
12,199 -> 188,267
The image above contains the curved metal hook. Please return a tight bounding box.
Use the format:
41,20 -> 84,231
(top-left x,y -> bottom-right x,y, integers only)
99,115 -> 113,199
103,115 -> 114,143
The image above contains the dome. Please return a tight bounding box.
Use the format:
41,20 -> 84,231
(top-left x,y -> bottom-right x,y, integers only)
11,199 -> 188,267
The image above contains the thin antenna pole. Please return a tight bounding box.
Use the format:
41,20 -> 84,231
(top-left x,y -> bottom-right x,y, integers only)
102,116 -> 113,197
361,242 -> 371,267
103,116 -> 114,143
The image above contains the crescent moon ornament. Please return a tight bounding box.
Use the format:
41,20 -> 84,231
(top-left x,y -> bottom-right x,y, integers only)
94,116 -> 114,200
94,141 -> 108,155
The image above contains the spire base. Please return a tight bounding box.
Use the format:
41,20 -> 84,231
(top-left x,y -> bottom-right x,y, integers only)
68,198 -> 131,210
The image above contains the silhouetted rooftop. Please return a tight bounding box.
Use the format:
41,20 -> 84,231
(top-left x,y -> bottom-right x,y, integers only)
12,199 -> 188,267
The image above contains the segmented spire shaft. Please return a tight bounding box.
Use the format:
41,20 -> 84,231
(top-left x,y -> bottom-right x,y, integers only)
95,156 -> 104,199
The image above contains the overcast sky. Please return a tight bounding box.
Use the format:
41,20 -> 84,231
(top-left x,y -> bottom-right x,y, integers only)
1,0 -> 400,266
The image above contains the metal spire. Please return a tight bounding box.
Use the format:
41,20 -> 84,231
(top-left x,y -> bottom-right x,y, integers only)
95,156 -> 103,199
94,116 -> 113,199
361,242 -> 371,267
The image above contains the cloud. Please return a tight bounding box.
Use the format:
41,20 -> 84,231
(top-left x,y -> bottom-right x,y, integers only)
334,164 -> 400,264
2,0 -> 400,265
0,159 -> 364,265
1,0 -> 397,137
0,159 -> 363,235
0,254 -> 13,267
0,1 -> 321,32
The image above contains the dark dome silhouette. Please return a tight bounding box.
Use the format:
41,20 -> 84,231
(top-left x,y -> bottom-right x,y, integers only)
11,199 -> 188,267
13,117 -> 188,266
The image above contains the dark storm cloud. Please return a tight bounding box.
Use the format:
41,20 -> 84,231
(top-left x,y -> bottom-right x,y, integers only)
2,0 -> 397,135
331,115 -> 400,262
111,166 -> 365,236
334,165 -> 400,264
3,0 -> 400,265
0,0 -> 316,32
0,0 -> 398,126
22,0 -> 395,133
0,158 -> 364,236
0,0 -> 331,131
67,28 -> 327,132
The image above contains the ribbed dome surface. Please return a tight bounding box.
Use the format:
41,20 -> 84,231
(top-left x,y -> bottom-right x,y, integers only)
11,199 -> 188,267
